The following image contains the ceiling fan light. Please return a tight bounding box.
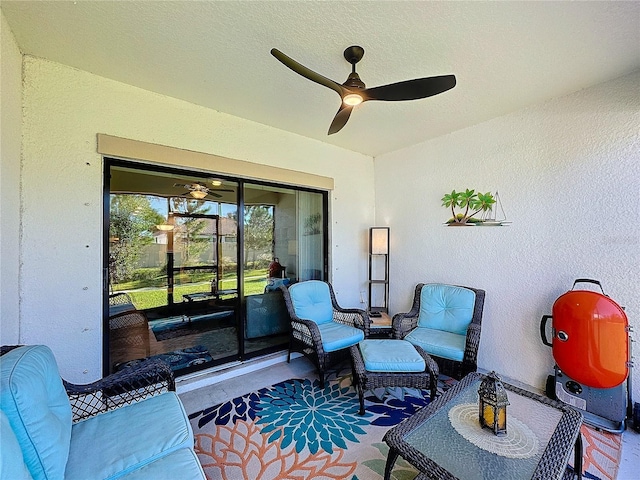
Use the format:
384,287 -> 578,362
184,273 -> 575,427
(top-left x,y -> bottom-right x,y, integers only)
343,93 -> 363,106
210,179 -> 222,187
156,224 -> 174,231
190,190 -> 208,199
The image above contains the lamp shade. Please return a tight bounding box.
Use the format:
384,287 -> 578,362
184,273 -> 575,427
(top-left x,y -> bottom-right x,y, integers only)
370,227 -> 389,255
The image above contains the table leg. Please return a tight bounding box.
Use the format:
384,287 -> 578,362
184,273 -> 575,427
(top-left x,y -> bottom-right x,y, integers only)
384,448 -> 399,480
574,432 -> 583,480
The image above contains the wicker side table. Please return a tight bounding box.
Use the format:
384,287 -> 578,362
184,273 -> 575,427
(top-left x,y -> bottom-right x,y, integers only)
349,340 -> 439,415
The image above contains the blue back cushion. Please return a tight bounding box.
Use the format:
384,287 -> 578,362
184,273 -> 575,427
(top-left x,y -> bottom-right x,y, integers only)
288,281 -> 333,325
0,345 -> 72,480
417,284 -> 476,335
0,410 -> 33,479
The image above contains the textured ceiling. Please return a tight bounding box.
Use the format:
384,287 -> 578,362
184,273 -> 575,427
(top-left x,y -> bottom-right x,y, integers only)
3,1 -> 639,157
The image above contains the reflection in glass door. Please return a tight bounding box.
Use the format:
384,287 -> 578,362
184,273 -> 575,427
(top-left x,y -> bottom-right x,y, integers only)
242,184 -> 327,359
105,160 -> 327,376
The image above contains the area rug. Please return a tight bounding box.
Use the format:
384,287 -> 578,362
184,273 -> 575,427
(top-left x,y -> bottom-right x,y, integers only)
117,345 -> 213,372
188,368 -> 621,480
150,311 -> 234,341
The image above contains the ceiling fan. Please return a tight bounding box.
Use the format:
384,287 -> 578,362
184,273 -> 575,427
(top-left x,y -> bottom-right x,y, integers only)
173,182 -> 233,199
271,46 -> 456,135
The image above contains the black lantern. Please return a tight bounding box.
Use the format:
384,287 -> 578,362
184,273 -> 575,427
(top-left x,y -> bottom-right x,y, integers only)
478,371 -> 509,436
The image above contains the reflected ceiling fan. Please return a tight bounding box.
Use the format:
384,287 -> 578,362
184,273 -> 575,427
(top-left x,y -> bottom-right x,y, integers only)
271,46 -> 456,134
173,181 -> 233,199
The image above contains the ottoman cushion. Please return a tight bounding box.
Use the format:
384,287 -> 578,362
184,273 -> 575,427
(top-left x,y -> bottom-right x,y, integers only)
359,340 -> 426,372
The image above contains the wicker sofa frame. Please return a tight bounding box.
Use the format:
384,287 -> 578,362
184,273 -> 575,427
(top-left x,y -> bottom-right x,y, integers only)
280,282 -> 370,386
392,283 -> 485,380
349,343 -> 439,415
1,345 -> 174,422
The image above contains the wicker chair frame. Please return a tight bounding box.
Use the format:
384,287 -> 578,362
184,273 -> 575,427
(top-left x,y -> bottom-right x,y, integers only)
280,282 -> 370,386
1,345 -> 175,423
392,283 -> 485,380
383,372 -> 583,480
350,343 -> 439,415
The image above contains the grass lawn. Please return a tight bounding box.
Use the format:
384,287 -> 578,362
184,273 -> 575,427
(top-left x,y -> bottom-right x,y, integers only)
123,275 -> 268,310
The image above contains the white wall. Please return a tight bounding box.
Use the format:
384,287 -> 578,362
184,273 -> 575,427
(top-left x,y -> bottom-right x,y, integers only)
19,55 -> 374,382
0,12 -> 22,344
375,70 -> 640,401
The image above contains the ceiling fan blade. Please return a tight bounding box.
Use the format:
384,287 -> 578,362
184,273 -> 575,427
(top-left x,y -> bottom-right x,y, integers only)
271,48 -> 346,97
207,192 -> 222,198
364,75 -> 456,102
328,104 -> 353,135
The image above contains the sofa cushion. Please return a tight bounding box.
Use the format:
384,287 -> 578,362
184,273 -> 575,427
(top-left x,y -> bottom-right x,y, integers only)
359,340 -> 426,372
0,345 -> 72,480
288,281 -> 334,325
65,391 -> 193,480
317,322 -> 364,352
118,448 -> 205,479
417,284 -> 476,335
0,410 -> 33,480
405,327 -> 466,362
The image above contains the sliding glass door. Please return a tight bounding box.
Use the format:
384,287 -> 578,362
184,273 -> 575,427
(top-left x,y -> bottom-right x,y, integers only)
104,160 -> 327,377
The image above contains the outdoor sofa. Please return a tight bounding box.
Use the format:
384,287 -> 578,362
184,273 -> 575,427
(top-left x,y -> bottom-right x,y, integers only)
0,344 -> 206,479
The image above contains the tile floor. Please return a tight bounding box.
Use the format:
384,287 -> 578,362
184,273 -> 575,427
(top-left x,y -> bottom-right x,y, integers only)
179,356 -> 640,479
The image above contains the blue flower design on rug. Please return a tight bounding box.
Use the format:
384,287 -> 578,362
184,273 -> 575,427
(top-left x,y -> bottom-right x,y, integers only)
254,378 -> 370,454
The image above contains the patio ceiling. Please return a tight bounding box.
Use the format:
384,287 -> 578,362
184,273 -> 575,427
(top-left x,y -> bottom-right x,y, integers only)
2,1 -> 639,157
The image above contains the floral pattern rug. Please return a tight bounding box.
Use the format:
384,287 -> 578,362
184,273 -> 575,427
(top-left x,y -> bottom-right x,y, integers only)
188,367 -> 620,479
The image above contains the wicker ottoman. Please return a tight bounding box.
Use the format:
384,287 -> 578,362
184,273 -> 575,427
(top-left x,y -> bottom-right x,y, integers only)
349,339 -> 439,415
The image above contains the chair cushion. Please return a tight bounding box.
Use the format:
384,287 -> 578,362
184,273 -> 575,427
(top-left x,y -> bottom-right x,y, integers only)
0,345 -> 72,480
405,327 -> 466,362
0,410 -> 33,480
65,392 -> 194,480
359,340 -> 426,372
417,284 -> 476,334
317,322 -> 365,352
288,281 -> 334,325
118,448 -> 205,479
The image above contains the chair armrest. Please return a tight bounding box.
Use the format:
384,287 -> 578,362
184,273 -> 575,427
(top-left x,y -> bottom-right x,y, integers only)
64,358 -> 175,422
333,308 -> 370,337
290,317 -> 326,356
392,313 -> 419,339
463,322 -> 482,366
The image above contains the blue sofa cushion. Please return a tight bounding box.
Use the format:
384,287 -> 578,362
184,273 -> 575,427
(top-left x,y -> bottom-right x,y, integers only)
0,345 -> 72,480
288,281 -> 334,325
317,322 -> 364,352
417,284 -> 476,335
65,392 -> 193,480
0,410 -> 33,480
359,340 -> 426,372
405,327 -> 466,362
118,448 -> 205,479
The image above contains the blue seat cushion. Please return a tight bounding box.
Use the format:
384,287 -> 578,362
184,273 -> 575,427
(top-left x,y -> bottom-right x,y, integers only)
405,327 -> 466,362
317,322 -> 364,352
288,281 -> 334,325
0,410 -> 33,480
417,284 -> 475,335
118,448 -> 205,479
359,340 -> 426,372
65,392 -> 194,480
0,345 -> 72,480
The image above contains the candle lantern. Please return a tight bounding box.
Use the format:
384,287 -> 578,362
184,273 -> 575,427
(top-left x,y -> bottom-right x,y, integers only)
478,371 -> 509,436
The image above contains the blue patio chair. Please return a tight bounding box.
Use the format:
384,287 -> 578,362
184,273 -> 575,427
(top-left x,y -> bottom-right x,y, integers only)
280,280 -> 370,386
392,283 -> 485,379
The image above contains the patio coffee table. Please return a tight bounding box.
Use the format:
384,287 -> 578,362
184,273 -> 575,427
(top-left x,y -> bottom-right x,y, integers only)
383,372 -> 583,480
350,340 -> 439,415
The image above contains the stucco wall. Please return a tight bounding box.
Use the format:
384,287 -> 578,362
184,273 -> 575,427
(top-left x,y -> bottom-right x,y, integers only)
0,11 -> 22,344
374,70 -> 640,401
20,55 -> 374,382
